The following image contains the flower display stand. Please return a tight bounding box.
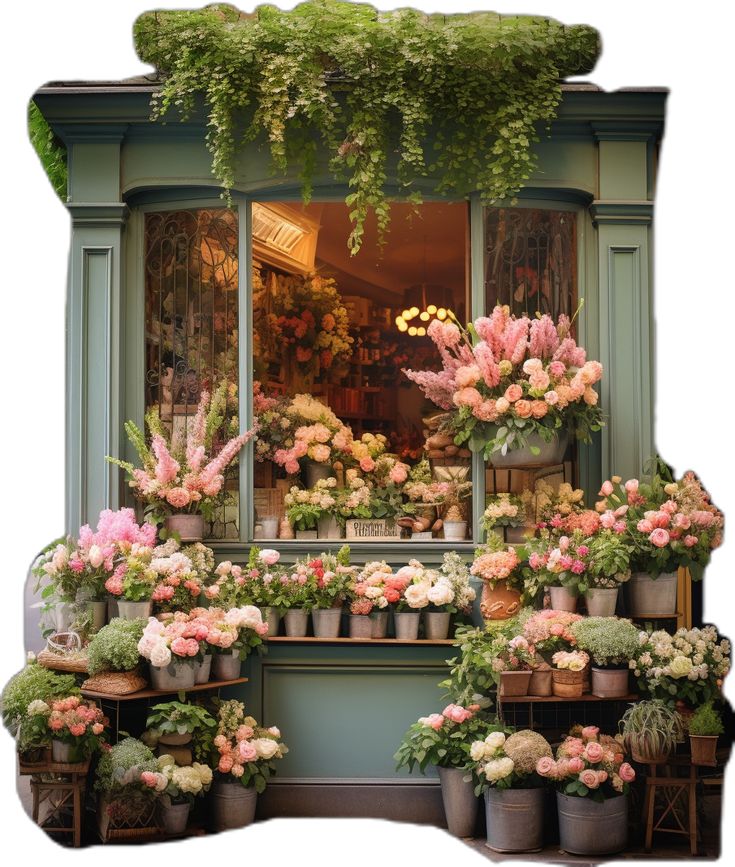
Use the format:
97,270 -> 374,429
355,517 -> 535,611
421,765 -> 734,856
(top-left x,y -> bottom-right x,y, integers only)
19,756 -> 91,848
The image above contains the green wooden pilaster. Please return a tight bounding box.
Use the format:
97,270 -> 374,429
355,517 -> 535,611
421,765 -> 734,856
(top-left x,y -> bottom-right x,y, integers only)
63,127 -> 128,533
591,124 -> 657,482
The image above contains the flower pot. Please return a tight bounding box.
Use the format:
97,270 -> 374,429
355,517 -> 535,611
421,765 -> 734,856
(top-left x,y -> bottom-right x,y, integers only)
393,611 -> 420,640
528,663 -> 553,696
195,654 -> 212,684
158,732 -> 192,747
51,739 -> 83,764
438,766 -> 478,838
548,586 -> 577,612
107,598 -> 119,621
552,668 -> 585,698
165,513 -> 205,542
317,515 -> 342,539
370,610 -> 389,638
211,781 -> 258,831
480,580 -> 521,621
117,600 -> 152,620
91,600 -> 107,632
295,529 -> 318,540
260,516 -> 279,539
485,787 -> 545,852
556,791 -> 628,855
690,735 -> 718,766
349,615 -> 373,639
505,525 -> 529,544
159,800 -> 191,835
424,611 -> 451,640
500,670 -> 533,697
312,607 -> 342,639
260,607 -> 281,637
591,666 -> 629,698
304,459 -> 335,489
212,650 -> 242,681
157,742 -> 193,766
284,608 -> 309,637
443,520 -> 467,542
489,430 -> 569,469
150,659 -> 197,690
585,587 -> 619,617
626,571 -> 678,616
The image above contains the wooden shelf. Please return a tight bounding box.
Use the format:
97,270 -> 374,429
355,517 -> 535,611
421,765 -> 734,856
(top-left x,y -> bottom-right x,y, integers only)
265,636 -> 455,646
629,613 -> 681,619
81,677 -> 248,701
499,693 -> 638,704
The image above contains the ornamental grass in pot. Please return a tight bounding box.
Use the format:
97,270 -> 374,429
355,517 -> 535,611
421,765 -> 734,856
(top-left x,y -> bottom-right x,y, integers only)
688,702 -> 724,766
570,616 -> 640,698
619,700 -> 684,764
472,729 -> 553,853
536,725 -> 636,856
394,701 -> 496,838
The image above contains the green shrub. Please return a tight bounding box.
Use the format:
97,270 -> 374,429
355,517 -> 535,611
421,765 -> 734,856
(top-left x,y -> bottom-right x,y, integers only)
689,703 -> 724,737
87,618 -> 145,676
570,616 -> 641,667
1,663 -> 79,734
95,737 -> 158,794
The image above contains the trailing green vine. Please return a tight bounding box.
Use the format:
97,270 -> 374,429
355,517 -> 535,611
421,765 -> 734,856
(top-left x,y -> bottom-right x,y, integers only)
135,2 -> 598,253
28,101 -> 67,200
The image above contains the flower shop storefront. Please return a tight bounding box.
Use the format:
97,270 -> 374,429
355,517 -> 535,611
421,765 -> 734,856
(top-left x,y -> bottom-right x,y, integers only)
11,8 -> 730,854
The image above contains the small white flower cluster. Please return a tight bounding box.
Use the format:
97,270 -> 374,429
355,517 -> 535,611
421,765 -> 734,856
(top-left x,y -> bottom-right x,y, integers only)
470,731 -> 515,782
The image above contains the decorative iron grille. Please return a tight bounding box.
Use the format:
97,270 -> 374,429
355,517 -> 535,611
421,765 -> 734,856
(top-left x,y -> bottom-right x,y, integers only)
144,208 -> 240,539
484,208 -> 577,320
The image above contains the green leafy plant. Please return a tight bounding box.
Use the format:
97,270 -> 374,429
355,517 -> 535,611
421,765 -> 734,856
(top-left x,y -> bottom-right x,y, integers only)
95,736 -> 159,794
146,701 -> 217,760
133,2 -> 599,254
28,101 -> 67,199
87,618 -> 146,676
619,700 -> 684,761
570,616 -> 641,668
1,663 -> 80,735
583,531 -> 632,589
688,703 -> 724,737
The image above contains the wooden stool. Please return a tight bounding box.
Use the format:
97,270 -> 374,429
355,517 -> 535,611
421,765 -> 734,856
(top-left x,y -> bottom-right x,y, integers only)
643,760 -> 698,856
20,756 -> 90,848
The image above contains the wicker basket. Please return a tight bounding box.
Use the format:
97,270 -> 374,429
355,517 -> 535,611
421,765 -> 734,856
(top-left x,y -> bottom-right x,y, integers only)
552,668 -> 585,698
82,670 -> 147,695
98,794 -> 159,843
37,648 -> 89,674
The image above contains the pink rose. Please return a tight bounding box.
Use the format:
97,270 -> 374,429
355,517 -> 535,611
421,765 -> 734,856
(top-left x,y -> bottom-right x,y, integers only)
504,384 -> 523,403
618,762 -> 636,783
624,479 -> 639,493
568,757 -> 584,773
536,756 -> 556,777
584,742 -> 604,763
239,741 -> 258,762
260,549 -> 280,566
684,534 -> 698,547
544,390 -> 559,406
141,771 -> 158,788
600,511 -> 616,529
600,480 -> 614,496
597,770 -> 608,784
360,456 -> 376,473
649,528 -> 670,548
579,769 -> 600,789
637,519 -> 654,534
581,725 -> 599,741
549,361 -> 566,378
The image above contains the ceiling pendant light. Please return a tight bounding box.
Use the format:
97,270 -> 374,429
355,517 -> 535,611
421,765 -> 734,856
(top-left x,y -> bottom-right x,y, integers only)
394,235 -> 454,336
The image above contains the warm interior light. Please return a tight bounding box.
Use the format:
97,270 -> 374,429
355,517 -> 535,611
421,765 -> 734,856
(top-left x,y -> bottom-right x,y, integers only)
436,307 -> 447,320
396,317 -> 408,332
419,311 -> 430,322
427,304 -> 437,315
408,326 -> 418,336
416,326 -> 426,336
402,309 -> 412,320
409,306 -> 420,318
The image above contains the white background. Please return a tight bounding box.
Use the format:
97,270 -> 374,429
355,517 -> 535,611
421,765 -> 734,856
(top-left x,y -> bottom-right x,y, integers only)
0,0 -> 733,863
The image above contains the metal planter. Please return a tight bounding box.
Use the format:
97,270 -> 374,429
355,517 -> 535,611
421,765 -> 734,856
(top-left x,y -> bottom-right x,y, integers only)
424,611 -> 451,640
438,766 -> 478,837
585,587 -> 619,617
484,787 -> 545,852
211,781 -> 258,831
556,791 -> 628,855
312,607 -> 342,638
626,571 -> 678,616
150,659 -> 197,690
212,651 -> 242,681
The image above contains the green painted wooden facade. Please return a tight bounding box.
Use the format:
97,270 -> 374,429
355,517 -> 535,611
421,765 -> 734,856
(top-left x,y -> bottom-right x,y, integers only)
34,79 -> 665,816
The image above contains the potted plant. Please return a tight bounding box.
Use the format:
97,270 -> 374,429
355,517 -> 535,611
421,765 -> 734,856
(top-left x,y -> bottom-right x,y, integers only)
580,530 -> 631,616
94,737 -> 162,841
536,725 -> 636,856
303,546 -> 354,638
350,560 -> 397,637
145,700 -> 217,765
46,695 -> 107,763
473,729 -> 553,853
1,663 -> 80,741
496,636 -> 536,697
392,561 -> 438,639
110,382 -> 256,541
284,485 -> 325,539
688,703 -> 724,766
269,570 -> 314,637
521,609 -> 584,696
150,539 -> 215,614
16,700 -> 52,765
481,494 -> 528,544
394,702 -> 495,837
210,700 -> 287,831
208,548 -> 283,636
151,754 -> 213,834
570,617 -> 640,698
595,469 -> 723,616
523,529 -> 594,612
84,616 -> 147,692
137,615 -> 204,689
104,544 -> 159,620
200,606 -> 268,680
470,537 -> 523,621
619,700 -> 684,764
551,650 -> 589,698
421,552 -> 476,640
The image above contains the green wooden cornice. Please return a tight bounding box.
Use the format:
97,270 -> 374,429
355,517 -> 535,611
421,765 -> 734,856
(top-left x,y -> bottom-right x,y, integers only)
66,202 -> 129,226
590,201 -> 654,225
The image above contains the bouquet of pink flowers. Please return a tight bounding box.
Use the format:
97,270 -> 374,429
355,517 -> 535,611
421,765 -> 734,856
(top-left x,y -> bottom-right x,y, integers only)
349,560 -> 404,613
137,613 -> 209,668
470,541 -> 522,590
212,700 -> 287,792
195,606 -> 268,659
205,547 -> 282,608
150,540 -> 215,612
47,696 -> 107,759
595,469 -> 723,579
535,726 -> 636,800
110,383 -> 255,521
271,394 -> 353,474
403,306 -> 603,458
522,609 -> 584,656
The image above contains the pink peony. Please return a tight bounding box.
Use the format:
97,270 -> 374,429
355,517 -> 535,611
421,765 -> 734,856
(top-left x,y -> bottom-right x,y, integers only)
166,487 -> 191,509
359,457 -> 376,473
536,756 -> 556,777
618,762 -> 636,783
504,384 -> 523,403
581,725 -> 600,741
649,528 -> 670,548
514,399 -> 532,418
684,534 -> 698,547
583,742 -> 604,763
239,741 -> 258,762
579,769 -> 600,789
568,757 -> 584,773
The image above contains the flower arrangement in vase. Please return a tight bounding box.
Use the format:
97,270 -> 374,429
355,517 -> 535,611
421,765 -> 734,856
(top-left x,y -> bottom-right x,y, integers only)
271,394 -> 352,477
150,540 -> 215,613
521,479 -> 586,526
198,605 -> 269,679
285,478 -> 339,537
144,700 -> 217,765
470,535 -> 523,620
403,305 -> 603,461
205,547 -> 281,610
145,754 -> 213,834
348,560 -> 399,637
110,382 -> 256,537
45,695 -> 107,763
494,636 -> 536,697
550,650 -> 589,698
137,614 -> 208,689
570,617 -> 640,697
521,609 -> 583,658
392,560 -> 442,639
481,493 -> 528,542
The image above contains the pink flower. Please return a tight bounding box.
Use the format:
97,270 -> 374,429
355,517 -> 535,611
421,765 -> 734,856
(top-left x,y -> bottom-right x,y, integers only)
548,361 -> 566,378
260,549 -> 280,566
166,487 -> 191,509
453,387 -> 482,409
637,519 -> 654,534
618,762 -> 636,783
579,769 -> 600,789
568,757 -> 584,773
613,521 -> 627,534
600,480 -> 614,496
141,771 -> 158,788
581,725 -> 599,740
504,384 -> 523,403
536,756 -> 556,777
544,390 -> 559,406
360,456 -> 376,473
421,713 -> 445,731
583,742 -> 604,763
239,741 -> 258,762
649,528 -> 670,548
684,535 -> 698,547
571,560 -> 586,575
625,479 -> 639,493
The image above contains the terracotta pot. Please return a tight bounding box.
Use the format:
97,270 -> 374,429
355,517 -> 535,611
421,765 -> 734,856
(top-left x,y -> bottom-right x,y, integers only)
164,513 -> 204,542
690,735 -> 718,766
500,670 -> 533,697
549,586 -> 577,612
552,668 -> 585,698
626,571 -> 678,617
528,663 -> 553,696
480,580 -> 521,620
591,666 -> 629,698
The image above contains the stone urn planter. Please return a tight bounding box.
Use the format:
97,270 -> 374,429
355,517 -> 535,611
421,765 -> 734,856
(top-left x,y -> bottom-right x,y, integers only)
164,513 -> 204,542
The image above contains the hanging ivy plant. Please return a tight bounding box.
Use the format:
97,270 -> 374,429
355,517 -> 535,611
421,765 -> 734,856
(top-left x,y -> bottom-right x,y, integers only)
134,1 -> 599,253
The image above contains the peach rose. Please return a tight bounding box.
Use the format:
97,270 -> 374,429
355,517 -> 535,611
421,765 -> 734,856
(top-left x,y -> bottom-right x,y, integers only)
544,390 -> 559,406
504,384 -> 523,403
579,769 -> 600,789
514,399 -> 532,418
536,756 -> 556,777
530,400 -> 548,419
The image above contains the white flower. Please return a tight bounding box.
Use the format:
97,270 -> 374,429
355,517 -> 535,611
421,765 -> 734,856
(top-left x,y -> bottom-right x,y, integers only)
150,641 -> 172,668
27,700 -> 50,716
253,738 -> 279,760
484,757 -> 514,782
484,731 -> 506,749
470,741 -> 488,762
404,582 -> 430,609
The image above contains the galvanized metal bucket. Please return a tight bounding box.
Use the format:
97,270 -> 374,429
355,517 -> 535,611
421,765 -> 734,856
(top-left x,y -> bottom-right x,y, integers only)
150,659 -> 197,690
591,666 -> 630,698
159,800 -> 191,835
312,607 -> 342,638
284,608 -> 309,637
370,610 -> 389,638
489,430 -> 568,469
164,513 -> 205,542
556,791 -> 628,855
212,651 -> 241,681
394,611 -> 420,640
585,587 -> 619,617
211,781 -> 258,831
195,654 -> 212,684
484,787 -> 545,852
626,571 -> 677,616
438,766 -> 478,837
117,600 -> 152,620
424,612 -> 451,640
548,586 -> 578,612
349,615 -> 373,639
260,607 -> 281,637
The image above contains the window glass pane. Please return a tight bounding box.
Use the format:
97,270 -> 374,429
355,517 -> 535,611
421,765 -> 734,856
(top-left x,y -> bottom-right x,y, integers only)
251,201 -> 471,543
144,208 -> 240,540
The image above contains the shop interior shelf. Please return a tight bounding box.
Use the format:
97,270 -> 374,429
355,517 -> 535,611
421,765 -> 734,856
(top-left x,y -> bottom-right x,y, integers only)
80,677 -> 248,701
498,692 -> 639,704
265,636 -> 456,646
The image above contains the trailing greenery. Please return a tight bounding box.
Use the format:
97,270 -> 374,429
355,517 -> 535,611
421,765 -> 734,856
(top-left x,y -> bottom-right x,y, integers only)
1,663 -> 79,735
28,101 -> 67,200
134,1 -> 599,253
619,699 -> 684,760
87,618 -> 146,676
